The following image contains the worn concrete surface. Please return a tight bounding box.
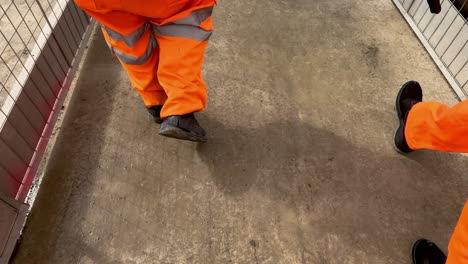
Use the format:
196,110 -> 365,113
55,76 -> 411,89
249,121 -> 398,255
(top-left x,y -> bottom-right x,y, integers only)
11,0 -> 468,263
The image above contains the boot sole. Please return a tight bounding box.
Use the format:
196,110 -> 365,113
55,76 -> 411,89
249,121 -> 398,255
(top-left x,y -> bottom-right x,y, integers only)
159,126 -> 207,143
393,128 -> 406,154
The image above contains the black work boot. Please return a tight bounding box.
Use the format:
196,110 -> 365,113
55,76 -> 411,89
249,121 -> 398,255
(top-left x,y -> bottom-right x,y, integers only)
411,239 -> 446,264
394,81 -> 423,153
147,105 -> 163,124
159,113 -> 207,142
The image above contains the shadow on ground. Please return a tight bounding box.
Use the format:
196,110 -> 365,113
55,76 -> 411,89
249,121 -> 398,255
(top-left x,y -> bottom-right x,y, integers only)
196,115 -> 467,262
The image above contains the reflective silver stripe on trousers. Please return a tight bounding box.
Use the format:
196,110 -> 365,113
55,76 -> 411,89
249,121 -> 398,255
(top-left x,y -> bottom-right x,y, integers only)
113,35 -> 157,65
102,23 -> 149,48
171,7 -> 213,26
154,7 -> 214,41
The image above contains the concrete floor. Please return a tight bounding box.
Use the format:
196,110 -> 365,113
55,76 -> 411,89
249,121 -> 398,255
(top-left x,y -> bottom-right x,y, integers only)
11,0 -> 468,263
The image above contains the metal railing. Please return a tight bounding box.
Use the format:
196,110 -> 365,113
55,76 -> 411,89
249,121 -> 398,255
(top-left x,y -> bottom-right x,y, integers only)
0,0 -> 93,262
394,0 -> 468,100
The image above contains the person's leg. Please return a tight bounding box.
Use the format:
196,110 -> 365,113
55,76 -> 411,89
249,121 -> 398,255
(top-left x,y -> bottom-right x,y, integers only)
394,81 -> 468,152
74,0 -> 166,121
151,1 -> 214,118
446,200 -> 468,263
406,100 -> 468,152
149,0 -> 215,142
410,200 -> 468,264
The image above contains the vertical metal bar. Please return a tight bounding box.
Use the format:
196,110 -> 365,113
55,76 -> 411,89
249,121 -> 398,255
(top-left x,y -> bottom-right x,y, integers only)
0,107 -> 36,152
0,165 -> 21,197
463,78 -> 468,88
75,1 -> 90,28
447,39 -> 468,67
0,118 -> 36,165
454,55 -> 468,76
53,1 -> 82,44
0,137 -> 29,167
422,0 -> 446,32
407,0 -> 416,11
434,0 -> 466,48
0,138 -> 27,181
428,0 -> 458,40
68,1 -> 86,33
412,0 -> 426,16
6,106 -> 41,147
63,3 -> 85,42
417,5 -> 431,25
440,22 -> 467,57
70,0 -> 88,30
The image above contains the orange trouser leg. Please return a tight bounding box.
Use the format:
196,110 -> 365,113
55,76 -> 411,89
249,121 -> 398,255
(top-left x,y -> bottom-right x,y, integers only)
154,36 -> 209,117
73,1 -> 167,107
150,3 -> 215,118
446,200 -> 468,264
405,100 -> 468,152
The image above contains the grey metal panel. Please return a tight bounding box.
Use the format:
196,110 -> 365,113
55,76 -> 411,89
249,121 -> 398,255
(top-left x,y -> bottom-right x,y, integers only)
27,60 -> 55,107
69,2 -> 86,34
46,36 -> 70,78
57,10 -> 80,51
63,6 -> 82,45
41,43 -> 67,94
0,167 -> 20,198
7,107 -> 41,147
14,87 -> 48,132
0,139 -> 28,182
76,2 -> 91,29
0,199 -> 19,252
33,54 -> 58,91
21,77 -> 54,119
51,22 -> 75,66
0,193 -> 28,264
0,121 -> 35,166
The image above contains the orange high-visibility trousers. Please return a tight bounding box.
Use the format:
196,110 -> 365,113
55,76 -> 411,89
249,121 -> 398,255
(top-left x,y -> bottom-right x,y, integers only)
406,101 -> 468,263
405,100 -> 468,152
446,200 -> 468,264
74,0 -> 215,118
